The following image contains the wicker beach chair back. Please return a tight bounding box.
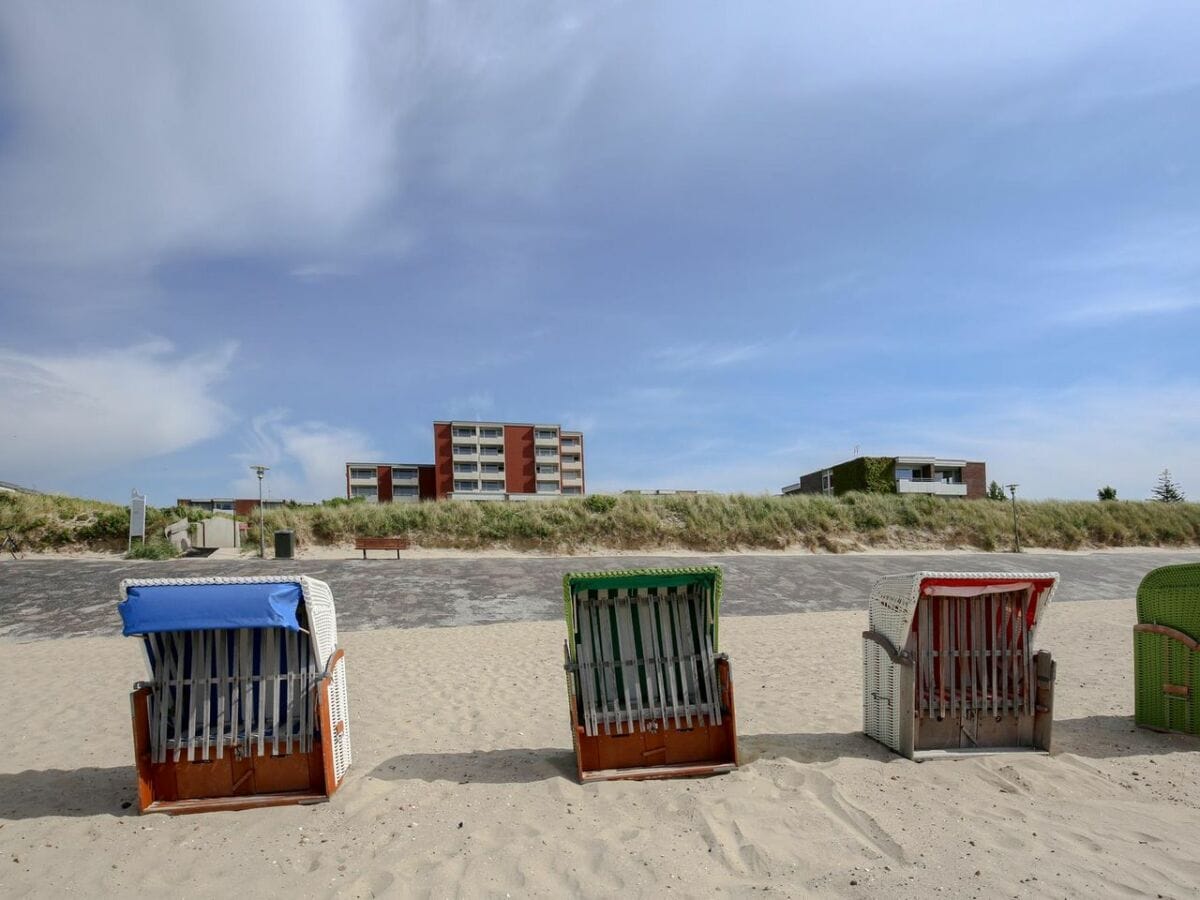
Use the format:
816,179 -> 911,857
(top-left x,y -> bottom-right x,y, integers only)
1134,563 -> 1200,735
118,576 -> 352,813
562,567 -> 738,781
864,571 -> 1059,759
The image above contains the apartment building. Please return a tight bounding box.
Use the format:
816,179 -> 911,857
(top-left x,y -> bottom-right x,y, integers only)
782,456 -> 986,499
433,421 -> 585,500
344,463 -> 437,503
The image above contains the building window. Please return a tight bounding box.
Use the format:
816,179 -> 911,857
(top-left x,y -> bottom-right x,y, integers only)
562,486 -> 582,495
394,486 -> 418,497
536,429 -> 557,440
481,463 -> 505,473
480,446 -> 503,456
537,464 -> 559,475
452,427 -> 477,437
536,448 -> 557,458
391,467 -> 417,481
454,462 -> 478,473
349,467 -> 375,480
453,444 -> 476,455
536,481 -> 559,493
481,480 -> 504,492
453,480 -> 479,492
480,427 -> 502,438
213,501 -> 234,512
351,485 -> 378,500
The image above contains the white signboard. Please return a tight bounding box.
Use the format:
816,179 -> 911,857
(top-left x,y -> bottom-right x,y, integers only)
129,489 -> 147,546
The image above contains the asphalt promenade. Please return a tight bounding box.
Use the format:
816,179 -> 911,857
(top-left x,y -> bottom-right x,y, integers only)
1,549 -> 1195,641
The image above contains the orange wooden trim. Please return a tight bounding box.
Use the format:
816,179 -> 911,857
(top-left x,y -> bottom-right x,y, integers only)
318,648 -> 345,795
130,687 -> 155,813
1163,684 -> 1191,698
580,761 -> 736,783
143,791 -> 329,816
717,656 -> 740,767
1135,623 -> 1200,652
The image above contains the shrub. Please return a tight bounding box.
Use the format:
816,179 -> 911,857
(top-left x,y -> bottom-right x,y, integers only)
583,494 -> 618,514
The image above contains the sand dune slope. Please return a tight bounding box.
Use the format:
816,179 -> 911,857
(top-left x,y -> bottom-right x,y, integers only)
2,598 -> 1199,898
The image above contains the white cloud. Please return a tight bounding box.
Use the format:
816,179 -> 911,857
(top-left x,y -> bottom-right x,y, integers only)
653,342 -> 766,371
229,411 -> 379,502
879,381 -> 1200,500
0,340 -> 235,488
0,1 -> 399,268
1055,296 -> 1200,324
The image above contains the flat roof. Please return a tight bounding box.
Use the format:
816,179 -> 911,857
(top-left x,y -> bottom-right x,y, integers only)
345,461 -> 432,468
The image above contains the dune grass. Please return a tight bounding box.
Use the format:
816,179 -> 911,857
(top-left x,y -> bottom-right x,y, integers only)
4,489 -> 1200,555
250,491 -> 1200,554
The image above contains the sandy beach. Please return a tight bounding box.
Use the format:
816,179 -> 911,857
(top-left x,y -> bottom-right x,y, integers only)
2,597 -> 1199,898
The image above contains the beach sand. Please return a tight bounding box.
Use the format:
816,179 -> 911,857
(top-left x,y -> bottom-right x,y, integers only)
2,598 -> 1199,898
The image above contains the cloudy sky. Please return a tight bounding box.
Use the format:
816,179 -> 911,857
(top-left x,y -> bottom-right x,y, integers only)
2,2 -> 1198,502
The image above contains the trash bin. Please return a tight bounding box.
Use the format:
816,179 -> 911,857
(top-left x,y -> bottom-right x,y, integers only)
274,530 -> 296,559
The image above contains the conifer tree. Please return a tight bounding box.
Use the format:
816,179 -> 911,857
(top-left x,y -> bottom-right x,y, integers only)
1150,470 -> 1185,503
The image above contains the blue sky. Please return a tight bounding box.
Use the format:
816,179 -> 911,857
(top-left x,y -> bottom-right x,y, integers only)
2,2 -> 1198,503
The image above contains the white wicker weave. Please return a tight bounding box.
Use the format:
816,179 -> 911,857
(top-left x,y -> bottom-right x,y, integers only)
863,571 -> 1059,756
119,575 -> 352,781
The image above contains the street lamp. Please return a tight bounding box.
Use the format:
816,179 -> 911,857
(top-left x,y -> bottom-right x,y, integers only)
1005,483 -> 1020,553
250,465 -> 270,558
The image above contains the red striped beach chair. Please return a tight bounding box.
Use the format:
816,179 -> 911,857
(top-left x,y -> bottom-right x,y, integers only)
863,571 -> 1059,759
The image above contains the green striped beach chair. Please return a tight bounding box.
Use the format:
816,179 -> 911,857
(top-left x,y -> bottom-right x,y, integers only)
562,566 -> 739,782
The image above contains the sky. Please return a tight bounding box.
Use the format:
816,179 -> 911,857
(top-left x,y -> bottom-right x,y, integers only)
1,2 -> 1199,503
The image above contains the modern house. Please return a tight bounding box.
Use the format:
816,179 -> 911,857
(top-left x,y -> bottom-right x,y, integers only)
433,421 -> 585,500
782,456 -> 986,499
343,463 -> 437,503
176,498 -> 294,515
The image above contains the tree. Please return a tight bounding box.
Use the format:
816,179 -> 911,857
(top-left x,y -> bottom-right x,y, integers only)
1150,469 -> 1186,503
987,480 -> 1007,501
1097,485 -> 1117,501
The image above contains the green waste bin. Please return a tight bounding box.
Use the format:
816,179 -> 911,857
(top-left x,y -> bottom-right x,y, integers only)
274,530 -> 296,559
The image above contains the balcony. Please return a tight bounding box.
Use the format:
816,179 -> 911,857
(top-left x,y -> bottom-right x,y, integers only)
534,432 -> 559,446
896,479 -> 967,496
535,449 -> 559,459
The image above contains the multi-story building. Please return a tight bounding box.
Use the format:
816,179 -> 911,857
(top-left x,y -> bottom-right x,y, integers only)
343,463 -> 437,503
433,421 -> 585,500
782,456 -> 986,499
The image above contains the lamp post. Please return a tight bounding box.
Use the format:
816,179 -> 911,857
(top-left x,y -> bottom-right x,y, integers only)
1005,483 -> 1020,553
250,465 -> 270,558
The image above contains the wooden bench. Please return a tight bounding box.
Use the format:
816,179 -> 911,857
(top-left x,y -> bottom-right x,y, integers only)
354,536 -> 410,559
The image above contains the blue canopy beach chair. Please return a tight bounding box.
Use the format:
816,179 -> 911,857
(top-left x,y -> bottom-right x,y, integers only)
119,576 -> 352,814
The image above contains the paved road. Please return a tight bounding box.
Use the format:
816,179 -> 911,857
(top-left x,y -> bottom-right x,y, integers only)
1,549 -> 1195,642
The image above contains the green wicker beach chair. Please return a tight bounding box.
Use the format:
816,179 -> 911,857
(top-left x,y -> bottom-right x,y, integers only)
1134,563 -> 1200,735
562,566 -> 739,782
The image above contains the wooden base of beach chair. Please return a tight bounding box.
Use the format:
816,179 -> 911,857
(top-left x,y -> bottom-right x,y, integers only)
569,658 -> 739,783
129,652 -> 348,815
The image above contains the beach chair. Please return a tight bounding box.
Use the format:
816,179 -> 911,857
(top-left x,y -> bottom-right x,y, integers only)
1134,563 -> 1200,735
562,567 -> 738,782
118,576 -> 352,814
863,572 -> 1059,760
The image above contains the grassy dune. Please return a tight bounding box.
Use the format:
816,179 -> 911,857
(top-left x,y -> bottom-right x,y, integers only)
5,489 -> 1200,556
